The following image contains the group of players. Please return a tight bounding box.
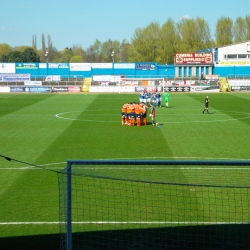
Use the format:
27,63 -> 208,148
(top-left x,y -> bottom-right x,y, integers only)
121,102 -> 148,126
139,91 -> 162,107
121,91 -> 169,126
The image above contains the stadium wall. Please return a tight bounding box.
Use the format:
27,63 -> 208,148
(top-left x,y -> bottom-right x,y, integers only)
0,62 -> 175,78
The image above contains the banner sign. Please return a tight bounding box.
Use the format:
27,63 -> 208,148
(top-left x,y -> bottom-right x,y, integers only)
92,63 -> 113,69
164,86 -> 191,92
24,81 -> 42,86
70,63 -> 91,71
52,87 -> 69,92
39,63 -> 47,68
0,63 -> 15,73
48,63 -> 59,68
45,75 -> 61,81
175,53 -> 213,64
99,82 -> 110,86
0,74 -> 30,82
0,87 -> 10,92
89,86 -> 135,93
16,63 -> 37,69
10,87 -> 24,92
145,87 -> 157,92
24,87 -> 51,93
48,63 -> 69,69
205,75 -> 219,79
160,80 -> 195,86
231,86 -> 250,91
191,86 -> 219,92
68,87 -> 81,92
135,86 -> 146,92
114,63 -> 135,69
124,81 -> 138,86
216,61 -> 250,67
93,75 -> 125,82
136,63 -> 156,70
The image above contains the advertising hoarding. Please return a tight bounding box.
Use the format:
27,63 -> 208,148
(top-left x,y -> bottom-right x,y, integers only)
0,87 -> 10,92
0,74 -> 30,82
231,86 -> 250,91
52,87 -> 69,92
175,53 -> 213,64
70,63 -> 91,71
89,86 -> 134,93
10,87 -> 24,92
16,63 -> 37,69
136,63 -> 156,70
25,87 -> 51,92
164,86 -> 191,92
0,63 -> 15,73
68,87 -> 81,92
93,75 -> 125,82
216,61 -> 250,67
114,63 -> 135,69
92,63 -> 113,69
45,75 -> 61,81
24,81 -> 42,86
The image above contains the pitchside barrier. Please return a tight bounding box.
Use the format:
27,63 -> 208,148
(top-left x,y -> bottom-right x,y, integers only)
58,160 -> 250,250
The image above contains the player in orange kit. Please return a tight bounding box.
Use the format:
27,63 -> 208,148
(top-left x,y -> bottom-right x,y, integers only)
134,103 -> 141,126
121,103 -> 128,125
127,103 -> 135,126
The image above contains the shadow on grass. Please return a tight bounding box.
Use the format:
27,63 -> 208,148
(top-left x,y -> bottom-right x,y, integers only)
1,224 -> 249,250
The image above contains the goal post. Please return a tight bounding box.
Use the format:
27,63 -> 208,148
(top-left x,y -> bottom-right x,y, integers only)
58,160 -> 250,250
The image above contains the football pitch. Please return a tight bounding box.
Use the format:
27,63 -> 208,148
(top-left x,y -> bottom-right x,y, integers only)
0,92 -> 250,249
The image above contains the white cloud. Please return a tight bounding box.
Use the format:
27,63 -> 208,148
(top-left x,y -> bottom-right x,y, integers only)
180,15 -> 190,20
1,26 -> 22,31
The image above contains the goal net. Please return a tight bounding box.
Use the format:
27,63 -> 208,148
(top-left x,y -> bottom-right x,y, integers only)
58,160 -> 250,250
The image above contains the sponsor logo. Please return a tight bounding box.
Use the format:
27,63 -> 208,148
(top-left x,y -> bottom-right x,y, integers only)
146,87 -> 156,92
135,87 -> 146,92
68,87 -> 81,92
52,87 -> 68,92
10,87 -> 24,92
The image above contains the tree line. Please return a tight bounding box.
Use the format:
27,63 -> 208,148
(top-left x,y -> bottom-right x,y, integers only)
1,15 -> 250,64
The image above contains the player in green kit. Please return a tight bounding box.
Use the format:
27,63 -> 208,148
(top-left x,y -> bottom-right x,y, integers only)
164,92 -> 169,108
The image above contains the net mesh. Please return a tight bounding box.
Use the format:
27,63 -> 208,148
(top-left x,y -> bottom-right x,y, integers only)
58,160 -> 250,250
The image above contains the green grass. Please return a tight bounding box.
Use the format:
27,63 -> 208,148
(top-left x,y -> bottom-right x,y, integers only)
0,92 -> 250,249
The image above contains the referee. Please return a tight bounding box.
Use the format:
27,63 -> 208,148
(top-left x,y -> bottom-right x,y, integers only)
202,95 -> 210,114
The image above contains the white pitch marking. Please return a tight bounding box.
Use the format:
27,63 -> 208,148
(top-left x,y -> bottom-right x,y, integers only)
0,221 -> 247,225
55,110 -> 250,124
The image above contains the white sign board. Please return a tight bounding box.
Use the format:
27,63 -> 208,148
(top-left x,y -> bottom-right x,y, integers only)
70,63 -> 91,71
0,63 -> 15,73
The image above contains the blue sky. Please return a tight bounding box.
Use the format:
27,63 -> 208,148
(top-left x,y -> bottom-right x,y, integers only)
1,0 -> 249,51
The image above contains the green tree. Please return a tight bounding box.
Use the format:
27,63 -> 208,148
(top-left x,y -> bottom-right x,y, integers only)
157,18 -> 179,64
245,15 -> 250,40
0,43 -> 12,60
112,40 -> 120,62
117,39 -> 130,62
93,39 -> 102,61
69,56 -> 84,63
177,17 -> 211,53
233,17 -> 247,43
8,51 -> 23,62
101,39 -> 113,62
73,46 -> 87,62
86,46 -> 96,62
32,34 -> 37,50
41,34 -> 46,62
215,16 -> 233,46
22,47 -> 40,62
128,21 -> 161,62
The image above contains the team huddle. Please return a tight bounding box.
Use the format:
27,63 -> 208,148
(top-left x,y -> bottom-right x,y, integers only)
121,102 -> 148,126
